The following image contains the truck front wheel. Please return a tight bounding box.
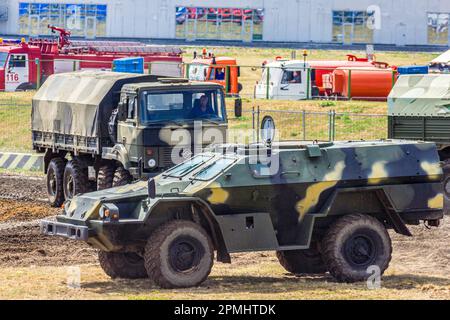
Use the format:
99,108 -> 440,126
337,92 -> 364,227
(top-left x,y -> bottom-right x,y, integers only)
276,241 -> 327,274
97,165 -> 115,190
144,220 -> 214,289
46,158 -> 65,207
321,214 -> 392,283
113,167 -> 132,187
98,251 -> 147,279
63,159 -> 89,200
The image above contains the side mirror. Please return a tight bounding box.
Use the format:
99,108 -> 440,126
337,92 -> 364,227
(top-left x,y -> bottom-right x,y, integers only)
117,102 -> 127,121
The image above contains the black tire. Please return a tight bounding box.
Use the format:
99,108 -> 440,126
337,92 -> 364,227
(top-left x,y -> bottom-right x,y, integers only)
98,251 -> 147,279
113,166 -> 133,187
322,214 -> 392,283
97,164 -> 115,190
443,159 -> 450,215
276,241 -> 327,274
63,159 -> 89,200
144,220 -> 214,289
46,158 -> 66,207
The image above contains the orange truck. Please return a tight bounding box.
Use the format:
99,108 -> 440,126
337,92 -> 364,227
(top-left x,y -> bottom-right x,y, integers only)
187,50 -> 242,96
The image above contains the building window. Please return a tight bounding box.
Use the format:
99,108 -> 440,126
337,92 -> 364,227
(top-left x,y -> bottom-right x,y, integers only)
332,10 -> 374,44
18,3 -> 107,38
175,7 -> 264,42
428,13 -> 449,45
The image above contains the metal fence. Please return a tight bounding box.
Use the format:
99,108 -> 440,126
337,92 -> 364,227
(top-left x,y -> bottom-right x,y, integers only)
0,95 -> 387,153
227,106 -> 387,142
0,98 -> 32,152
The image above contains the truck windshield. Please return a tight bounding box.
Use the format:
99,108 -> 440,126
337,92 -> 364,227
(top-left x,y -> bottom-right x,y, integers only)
163,154 -> 213,178
140,89 -> 226,124
0,52 -> 8,68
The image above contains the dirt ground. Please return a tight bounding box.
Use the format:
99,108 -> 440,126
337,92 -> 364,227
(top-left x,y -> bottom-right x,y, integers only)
0,173 -> 448,300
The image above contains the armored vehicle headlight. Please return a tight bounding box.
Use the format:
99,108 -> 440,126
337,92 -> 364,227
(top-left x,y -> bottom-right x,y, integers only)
148,159 -> 157,168
99,203 -> 120,221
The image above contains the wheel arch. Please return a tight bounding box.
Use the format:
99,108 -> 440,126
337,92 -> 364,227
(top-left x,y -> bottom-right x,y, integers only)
318,187 -> 411,237
143,198 -> 231,263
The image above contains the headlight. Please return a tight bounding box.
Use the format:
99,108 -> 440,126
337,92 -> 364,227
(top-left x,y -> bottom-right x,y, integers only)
148,159 -> 157,168
100,203 -> 120,221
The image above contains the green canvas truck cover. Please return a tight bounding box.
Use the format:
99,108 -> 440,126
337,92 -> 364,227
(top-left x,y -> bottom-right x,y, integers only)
32,71 -> 157,138
388,74 -> 450,117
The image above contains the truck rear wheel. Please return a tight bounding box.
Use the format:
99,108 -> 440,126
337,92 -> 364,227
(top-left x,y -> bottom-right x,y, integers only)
98,251 -> 147,279
46,158 -> 65,207
63,159 -> 89,200
113,167 -> 133,187
276,241 -> 327,274
97,165 -> 115,190
321,214 -> 392,283
144,220 -> 214,289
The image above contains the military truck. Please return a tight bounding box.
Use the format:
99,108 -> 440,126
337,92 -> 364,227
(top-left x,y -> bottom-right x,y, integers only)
41,139 -> 443,288
388,74 -> 450,210
32,71 -> 228,207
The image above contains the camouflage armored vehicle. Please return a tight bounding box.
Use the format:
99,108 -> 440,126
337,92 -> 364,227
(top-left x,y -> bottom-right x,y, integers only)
32,71 -> 227,207
388,74 -> 450,210
41,139 -> 443,288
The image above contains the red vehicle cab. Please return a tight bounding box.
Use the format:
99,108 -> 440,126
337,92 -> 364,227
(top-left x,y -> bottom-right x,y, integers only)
0,26 -> 183,92
188,51 -> 242,96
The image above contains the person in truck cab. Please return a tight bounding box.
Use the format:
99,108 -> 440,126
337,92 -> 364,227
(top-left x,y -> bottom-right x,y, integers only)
191,95 -> 215,118
215,68 -> 225,81
289,71 -> 301,83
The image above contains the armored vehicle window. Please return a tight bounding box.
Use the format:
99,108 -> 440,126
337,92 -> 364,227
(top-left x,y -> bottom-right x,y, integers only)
163,154 -> 213,178
192,157 -> 236,181
139,89 -> 225,123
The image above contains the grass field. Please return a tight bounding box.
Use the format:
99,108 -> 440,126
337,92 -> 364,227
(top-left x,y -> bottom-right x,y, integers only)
0,48 -> 440,152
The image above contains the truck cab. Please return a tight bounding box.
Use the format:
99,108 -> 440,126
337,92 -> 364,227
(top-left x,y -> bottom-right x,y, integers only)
0,39 -> 41,91
188,55 -> 242,96
255,60 -> 311,100
105,80 -> 228,176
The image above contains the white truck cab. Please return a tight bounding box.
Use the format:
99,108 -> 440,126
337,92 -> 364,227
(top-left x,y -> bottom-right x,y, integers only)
255,60 -> 310,100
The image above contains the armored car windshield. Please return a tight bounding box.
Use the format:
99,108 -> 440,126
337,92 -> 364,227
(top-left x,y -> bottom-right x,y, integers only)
140,88 -> 226,123
163,154 -> 214,178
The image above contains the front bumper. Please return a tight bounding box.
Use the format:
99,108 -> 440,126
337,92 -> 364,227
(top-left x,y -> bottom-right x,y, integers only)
40,220 -> 89,241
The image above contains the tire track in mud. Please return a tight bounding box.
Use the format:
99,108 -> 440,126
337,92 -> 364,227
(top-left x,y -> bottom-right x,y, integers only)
0,173 -> 98,267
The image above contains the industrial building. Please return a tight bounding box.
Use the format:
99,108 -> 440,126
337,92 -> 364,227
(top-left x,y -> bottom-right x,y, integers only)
0,0 -> 449,46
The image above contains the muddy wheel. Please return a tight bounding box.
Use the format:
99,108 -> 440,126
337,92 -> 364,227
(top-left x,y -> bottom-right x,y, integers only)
276,241 -> 327,274
112,166 -> 133,187
443,159 -> 450,215
46,158 -> 66,207
63,159 -> 88,200
97,164 -> 115,190
98,251 -> 147,279
322,214 -> 392,283
144,220 -> 214,289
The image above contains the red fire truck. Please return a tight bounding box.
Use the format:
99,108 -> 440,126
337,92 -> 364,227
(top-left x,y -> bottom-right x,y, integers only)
0,25 -> 183,92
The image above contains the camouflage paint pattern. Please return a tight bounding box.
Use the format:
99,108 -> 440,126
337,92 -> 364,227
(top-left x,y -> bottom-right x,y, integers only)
44,139 -> 443,252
